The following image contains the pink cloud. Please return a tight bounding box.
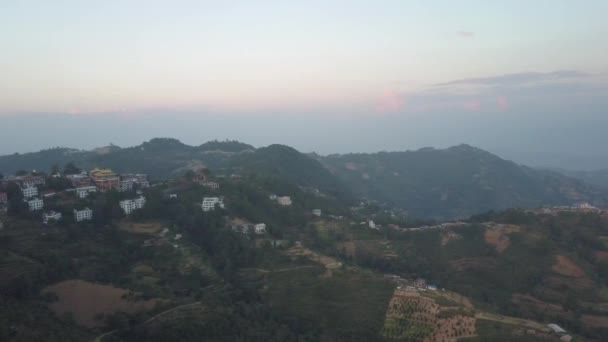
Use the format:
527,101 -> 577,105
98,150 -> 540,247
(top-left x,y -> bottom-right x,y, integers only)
376,90 -> 407,113
456,30 -> 475,38
496,96 -> 509,110
463,100 -> 481,111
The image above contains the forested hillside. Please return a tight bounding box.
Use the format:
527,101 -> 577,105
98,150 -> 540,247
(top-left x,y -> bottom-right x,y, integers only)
319,144 -> 607,219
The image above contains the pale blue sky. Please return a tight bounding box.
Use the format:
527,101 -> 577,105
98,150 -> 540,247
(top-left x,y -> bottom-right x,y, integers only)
1,1 -> 607,169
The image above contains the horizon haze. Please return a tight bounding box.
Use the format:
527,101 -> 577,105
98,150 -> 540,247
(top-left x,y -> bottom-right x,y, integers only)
2,1 -> 608,169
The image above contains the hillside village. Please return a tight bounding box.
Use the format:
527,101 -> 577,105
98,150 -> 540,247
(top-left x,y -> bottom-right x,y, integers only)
2,160 -> 608,340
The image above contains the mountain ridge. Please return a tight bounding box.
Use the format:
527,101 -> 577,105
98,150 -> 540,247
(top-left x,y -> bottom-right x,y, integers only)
0,138 -> 605,219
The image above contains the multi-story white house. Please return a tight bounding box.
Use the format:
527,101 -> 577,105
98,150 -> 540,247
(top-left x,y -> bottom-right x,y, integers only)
254,223 -> 267,234
43,211 -> 62,224
201,181 -> 220,190
119,179 -> 135,192
202,197 -> 224,211
119,196 -> 146,215
22,186 -> 38,199
74,208 -> 93,222
312,209 -> 322,217
76,186 -> 97,199
27,198 -> 43,211
277,196 -> 292,206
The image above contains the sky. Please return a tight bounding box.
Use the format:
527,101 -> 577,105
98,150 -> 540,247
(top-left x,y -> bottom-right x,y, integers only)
1,1 -> 607,169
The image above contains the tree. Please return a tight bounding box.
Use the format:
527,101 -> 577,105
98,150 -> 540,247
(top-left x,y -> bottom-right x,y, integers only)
63,162 -> 81,175
15,170 -> 28,176
51,164 -> 60,175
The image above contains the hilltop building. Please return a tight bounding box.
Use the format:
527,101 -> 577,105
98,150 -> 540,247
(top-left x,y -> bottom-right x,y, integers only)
312,209 -> 322,217
201,181 -> 220,190
119,196 -> 146,215
120,174 -> 150,192
75,186 -> 97,199
74,208 -> 93,222
202,197 -> 224,211
66,173 -> 91,187
277,196 -> 292,206
254,223 -> 267,234
21,185 -> 38,199
27,198 -> 43,211
43,211 -> 62,224
90,168 -> 120,191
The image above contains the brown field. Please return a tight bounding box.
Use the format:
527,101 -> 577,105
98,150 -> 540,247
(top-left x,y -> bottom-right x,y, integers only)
284,245 -> 342,269
511,294 -> 571,321
582,314 -> 608,329
484,225 -> 521,253
120,221 -> 163,235
450,257 -> 498,272
552,255 -> 585,277
544,275 -> 594,291
43,279 -> 162,328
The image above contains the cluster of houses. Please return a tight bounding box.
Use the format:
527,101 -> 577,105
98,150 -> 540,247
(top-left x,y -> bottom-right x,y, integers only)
0,169 -> 149,225
202,197 -> 224,211
230,222 -> 267,235
68,169 -> 149,194
269,194 -> 292,206
384,274 -> 438,292
528,202 -> 603,215
119,196 -> 146,215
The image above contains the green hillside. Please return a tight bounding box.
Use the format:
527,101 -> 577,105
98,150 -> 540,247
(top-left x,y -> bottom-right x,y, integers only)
320,144 -> 606,219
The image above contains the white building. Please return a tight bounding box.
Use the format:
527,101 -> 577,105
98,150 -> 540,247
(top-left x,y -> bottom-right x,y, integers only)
169,193 -> 178,199
254,223 -> 267,234
74,207 -> 93,222
369,220 -> 377,229
269,194 -> 277,200
277,196 -> 292,206
76,186 -> 97,199
202,181 -> 220,190
119,196 -> 146,215
43,211 -> 62,224
312,209 -> 322,217
22,185 -> 38,199
202,197 -> 224,211
27,198 -> 43,211
119,179 -> 135,192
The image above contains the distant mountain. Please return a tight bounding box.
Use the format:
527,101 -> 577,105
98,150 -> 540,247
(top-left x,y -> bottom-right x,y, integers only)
552,168 -> 608,189
0,138 -> 252,178
318,144 -> 607,219
198,140 -> 255,153
230,144 -> 351,200
1,140 -> 606,219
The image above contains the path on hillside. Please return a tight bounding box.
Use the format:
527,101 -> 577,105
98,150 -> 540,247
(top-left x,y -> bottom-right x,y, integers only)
143,301 -> 203,325
239,265 -> 316,273
475,311 -> 547,330
92,329 -> 117,342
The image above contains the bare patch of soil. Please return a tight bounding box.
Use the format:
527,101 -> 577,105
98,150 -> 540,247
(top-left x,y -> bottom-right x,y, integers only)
43,279 -> 162,328
552,255 -> 585,277
582,314 -> 608,329
120,221 -> 163,235
284,245 -> 342,269
484,225 -> 521,253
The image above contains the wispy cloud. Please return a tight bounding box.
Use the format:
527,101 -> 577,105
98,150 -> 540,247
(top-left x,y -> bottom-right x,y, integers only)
374,70 -> 605,115
434,70 -> 587,87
